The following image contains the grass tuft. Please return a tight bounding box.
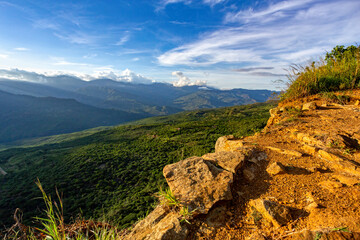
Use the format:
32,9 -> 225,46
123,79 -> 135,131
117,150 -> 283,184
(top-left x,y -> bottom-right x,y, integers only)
156,187 -> 181,208
34,179 -> 66,240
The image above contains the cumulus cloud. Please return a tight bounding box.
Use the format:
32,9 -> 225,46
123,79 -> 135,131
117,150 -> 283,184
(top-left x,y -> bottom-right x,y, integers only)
0,68 -> 154,84
172,71 -> 207,87
158,0 -> 360,69
0,69 -> 48,83
95,69 -> 154,84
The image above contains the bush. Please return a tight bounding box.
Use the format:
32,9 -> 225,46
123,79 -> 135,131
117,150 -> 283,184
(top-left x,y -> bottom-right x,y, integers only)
281,45 -> 360,100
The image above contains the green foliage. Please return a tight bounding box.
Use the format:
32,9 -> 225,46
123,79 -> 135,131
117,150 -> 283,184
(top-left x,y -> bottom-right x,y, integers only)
281,45 -> 360,100
0,91 -> 145,144
179,206 -> 195,224
157,187 -> 180,208
320,92 -> 350,104
0,103 -> 274,230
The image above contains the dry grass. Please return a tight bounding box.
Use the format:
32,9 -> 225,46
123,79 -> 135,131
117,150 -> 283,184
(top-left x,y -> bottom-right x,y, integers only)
281,45 -> 360,100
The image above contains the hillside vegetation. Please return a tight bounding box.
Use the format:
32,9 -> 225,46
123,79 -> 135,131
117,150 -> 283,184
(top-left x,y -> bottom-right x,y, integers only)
0,90 -> 145,143
282,45 -> 360,100
0,102 -> 275,230
0,79 -> 275,144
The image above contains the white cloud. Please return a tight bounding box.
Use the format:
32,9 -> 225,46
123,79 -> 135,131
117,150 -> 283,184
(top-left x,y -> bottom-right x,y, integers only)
81,68 -> 155,84
202,0 -> 225,7
0,54 -> 8,59
14,47 -> 30,51
83,53 -> 98,59
224,0 -> 313,23
54,31 -> 99,45
0,69 -> 47,82
171,71 -> 206,87
115,33 -> 130,46
158,0 -> 360,70
158,29 -> 269,65
32,19 -> 59,30
0,68 -> 154,85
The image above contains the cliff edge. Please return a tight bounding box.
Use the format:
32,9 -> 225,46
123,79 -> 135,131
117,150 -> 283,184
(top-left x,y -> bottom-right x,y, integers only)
125,90 -> 360,240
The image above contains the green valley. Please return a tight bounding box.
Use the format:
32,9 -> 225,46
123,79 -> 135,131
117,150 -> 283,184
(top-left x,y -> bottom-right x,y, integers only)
0,102 -> 275,230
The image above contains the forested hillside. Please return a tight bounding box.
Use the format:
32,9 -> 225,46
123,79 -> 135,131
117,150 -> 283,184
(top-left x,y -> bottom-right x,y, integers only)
0,90 -> 145,143
0,102 -> 275,230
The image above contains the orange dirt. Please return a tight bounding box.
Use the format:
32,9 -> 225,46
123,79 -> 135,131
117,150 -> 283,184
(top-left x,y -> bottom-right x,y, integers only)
187,91 -> 360,240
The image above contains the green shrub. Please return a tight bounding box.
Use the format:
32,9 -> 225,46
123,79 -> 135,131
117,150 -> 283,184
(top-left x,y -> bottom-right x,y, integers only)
281,45 -> 360,100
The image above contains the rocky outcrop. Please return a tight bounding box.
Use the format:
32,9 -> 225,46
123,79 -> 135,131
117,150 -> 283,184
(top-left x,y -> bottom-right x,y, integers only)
126,96 -> 360,240
163,156 -> 233,214
215,135 -> 244,152
302,102 -> 317,111
124,206 -> 188,240
202,151 -> 245,173
249,199 -> 292,228
266,162 -> 286,176
317,150 -> 360,177
333,174 -> 360,186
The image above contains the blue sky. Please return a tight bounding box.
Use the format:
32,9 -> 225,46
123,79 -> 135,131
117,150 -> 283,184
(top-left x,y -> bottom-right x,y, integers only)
0,0 -> 359,90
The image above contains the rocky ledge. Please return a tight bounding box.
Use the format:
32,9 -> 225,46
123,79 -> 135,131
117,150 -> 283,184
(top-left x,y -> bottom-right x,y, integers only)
125,91 -> 360,240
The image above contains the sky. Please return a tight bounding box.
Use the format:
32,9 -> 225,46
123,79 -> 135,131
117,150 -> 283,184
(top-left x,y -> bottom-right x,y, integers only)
0,0 -> 359,90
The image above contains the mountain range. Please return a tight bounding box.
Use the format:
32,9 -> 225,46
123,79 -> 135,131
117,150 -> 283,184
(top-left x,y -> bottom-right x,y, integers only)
0,76 -> 276,143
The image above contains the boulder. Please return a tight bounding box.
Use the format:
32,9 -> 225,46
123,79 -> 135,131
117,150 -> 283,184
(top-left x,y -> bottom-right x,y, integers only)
125,206 -> 188,240
304,202 -> 319,212
317,150 -> 360,177
266,162 -> 286,176
202,151 -> 245,173
301,144 -> 319,155
215,135 -> 243,153
302,102 -> 317,111
333,174 -> 360,186
319,181 -> 343,191
249,199 -> 292,228
163,157 -> 233,214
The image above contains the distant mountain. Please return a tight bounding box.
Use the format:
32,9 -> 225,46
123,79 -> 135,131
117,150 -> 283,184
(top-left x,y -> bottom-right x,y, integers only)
0,77 -> 276,115
0,90 -> 146,143
0,76 -> 276,143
